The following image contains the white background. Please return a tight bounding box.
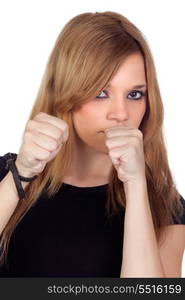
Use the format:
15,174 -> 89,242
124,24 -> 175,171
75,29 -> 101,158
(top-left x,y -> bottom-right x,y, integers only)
0,0 -> 184,277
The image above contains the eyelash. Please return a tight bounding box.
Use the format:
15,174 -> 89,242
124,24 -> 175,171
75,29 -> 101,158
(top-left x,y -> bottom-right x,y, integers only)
95,90 -> 146,101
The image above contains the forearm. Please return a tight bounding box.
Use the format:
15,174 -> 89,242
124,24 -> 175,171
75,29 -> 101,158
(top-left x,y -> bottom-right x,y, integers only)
120,177 -> 166,278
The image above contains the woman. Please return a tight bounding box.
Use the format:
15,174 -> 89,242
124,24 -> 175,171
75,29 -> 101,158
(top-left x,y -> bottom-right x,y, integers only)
0,11 -> 185,278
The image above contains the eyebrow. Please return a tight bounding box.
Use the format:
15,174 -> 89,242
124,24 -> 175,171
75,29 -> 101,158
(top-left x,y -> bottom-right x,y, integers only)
106,84 -> 147,89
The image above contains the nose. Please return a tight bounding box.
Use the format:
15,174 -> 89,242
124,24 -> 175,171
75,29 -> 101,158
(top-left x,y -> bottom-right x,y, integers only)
107,97 -> 129,122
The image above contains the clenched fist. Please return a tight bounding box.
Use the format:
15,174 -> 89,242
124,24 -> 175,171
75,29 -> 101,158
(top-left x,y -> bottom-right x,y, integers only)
104,125 -> 146,184
15,112 -> 69,178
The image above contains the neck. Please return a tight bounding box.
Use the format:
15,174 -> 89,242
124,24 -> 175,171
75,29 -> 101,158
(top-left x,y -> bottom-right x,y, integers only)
64,134 -> 113,183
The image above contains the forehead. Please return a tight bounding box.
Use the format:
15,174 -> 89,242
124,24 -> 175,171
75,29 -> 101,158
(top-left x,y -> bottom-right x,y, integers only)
108,53 -> 146,88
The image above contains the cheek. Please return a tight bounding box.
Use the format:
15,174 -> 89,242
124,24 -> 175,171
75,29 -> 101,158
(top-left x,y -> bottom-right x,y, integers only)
130,101 -> 146,127
141,101 -> 147,117
73,103 -> 102,128
137,102 -> 147,126
139,102 -> 146,118
72,104 -> 97,135
135,101 -> 146,118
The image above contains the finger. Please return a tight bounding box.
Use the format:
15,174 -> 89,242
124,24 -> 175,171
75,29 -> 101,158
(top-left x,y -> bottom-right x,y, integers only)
104,125 -> 136,134
108,145 -> 128,159
105,127 -> 137,137
112,157 -> 120,165
32,131 -> 59,152
105,133 -> 139,146
35,122 -> 63,142
34,112 -> 68,133
105,136 -> 131,149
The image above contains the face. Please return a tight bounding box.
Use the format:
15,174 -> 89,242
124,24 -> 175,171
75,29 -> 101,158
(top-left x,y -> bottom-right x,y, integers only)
72,53 -> 147,154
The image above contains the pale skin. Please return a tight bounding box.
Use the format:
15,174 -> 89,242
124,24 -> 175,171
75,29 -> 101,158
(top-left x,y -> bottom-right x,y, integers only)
63,53 -> 185,277
64,53 -> 146,185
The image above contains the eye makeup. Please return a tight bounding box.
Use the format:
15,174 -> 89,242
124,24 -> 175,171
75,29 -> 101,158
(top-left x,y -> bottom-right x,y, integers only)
95,89 -> 147,101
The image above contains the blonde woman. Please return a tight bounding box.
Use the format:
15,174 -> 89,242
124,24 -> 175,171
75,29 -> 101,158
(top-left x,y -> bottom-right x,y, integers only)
0,11 -> 185,278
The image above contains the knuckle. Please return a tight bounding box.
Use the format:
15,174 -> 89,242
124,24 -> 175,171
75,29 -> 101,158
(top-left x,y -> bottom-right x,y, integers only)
56,129 -> 63,140
57,132 -> 62,141
108,149 -> 114,156
62,129 -> 68,140
137,130 -> 143,138
38,112 -> 46,117
49,130 -> 61,143
52,139 -> 58,149
62,120 -> 68,131
26,119 -> 36,130
34,112 -> 45,120
24,130 -> 32,141
44,151 -> 51,160
26,155 -> 34,164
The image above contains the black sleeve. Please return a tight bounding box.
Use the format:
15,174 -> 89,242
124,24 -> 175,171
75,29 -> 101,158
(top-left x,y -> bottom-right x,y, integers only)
173,194 -> 185,225
0,152 -> 18,182
0,152 -> 18,276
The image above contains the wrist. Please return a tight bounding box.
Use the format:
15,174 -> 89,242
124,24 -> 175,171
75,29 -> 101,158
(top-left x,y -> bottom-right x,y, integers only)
15,160 -> 38,178
124,175 -> 147,187
123,176 -> 148,199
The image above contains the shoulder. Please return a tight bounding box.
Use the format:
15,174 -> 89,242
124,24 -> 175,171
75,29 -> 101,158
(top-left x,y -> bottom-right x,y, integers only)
0,152 -> 18,182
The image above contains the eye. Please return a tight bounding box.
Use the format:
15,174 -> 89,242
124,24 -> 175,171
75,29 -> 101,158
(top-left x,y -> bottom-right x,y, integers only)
128,90 -> 146,100
95,90 -> 108,99
95,89 -> 146,101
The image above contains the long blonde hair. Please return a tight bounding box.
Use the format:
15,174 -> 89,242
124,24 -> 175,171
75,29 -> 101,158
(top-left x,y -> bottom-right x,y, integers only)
0,11 -> 183,267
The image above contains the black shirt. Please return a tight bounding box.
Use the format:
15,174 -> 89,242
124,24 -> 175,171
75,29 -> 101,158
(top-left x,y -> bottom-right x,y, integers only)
0,152 -> 185,277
